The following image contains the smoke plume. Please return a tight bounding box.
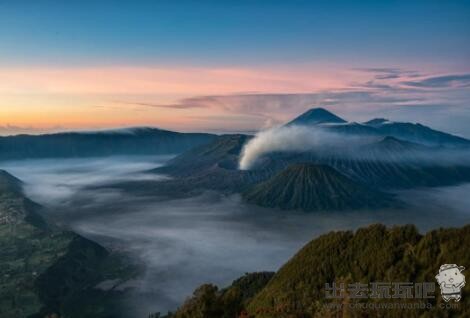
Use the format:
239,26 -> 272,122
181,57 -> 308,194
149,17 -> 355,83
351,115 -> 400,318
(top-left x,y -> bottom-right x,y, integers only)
239,125 -> 362,170
239,124 -> 470,170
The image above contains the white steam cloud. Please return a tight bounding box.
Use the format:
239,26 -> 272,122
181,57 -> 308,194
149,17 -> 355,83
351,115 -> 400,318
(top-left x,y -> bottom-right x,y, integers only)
239,125 -> 470,170
239,125 -> 359,170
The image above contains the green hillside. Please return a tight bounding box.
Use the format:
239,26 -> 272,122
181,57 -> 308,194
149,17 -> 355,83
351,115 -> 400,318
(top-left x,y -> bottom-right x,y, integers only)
160,272 -> 274,318
0,170 -> 132,318
169,224 -> 470,318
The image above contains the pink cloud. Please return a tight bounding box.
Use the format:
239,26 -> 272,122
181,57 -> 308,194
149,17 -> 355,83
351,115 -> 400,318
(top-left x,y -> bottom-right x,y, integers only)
0,65 -> 353,96
2,64 -> 469,136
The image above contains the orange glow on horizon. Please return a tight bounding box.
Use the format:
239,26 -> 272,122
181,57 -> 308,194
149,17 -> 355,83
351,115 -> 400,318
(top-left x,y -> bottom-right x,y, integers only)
0,64 -> 362,134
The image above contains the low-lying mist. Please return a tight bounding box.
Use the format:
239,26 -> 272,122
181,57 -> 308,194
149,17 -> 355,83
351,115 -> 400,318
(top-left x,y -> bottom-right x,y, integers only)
0,156 -> 172,205
1,156 -> 470,317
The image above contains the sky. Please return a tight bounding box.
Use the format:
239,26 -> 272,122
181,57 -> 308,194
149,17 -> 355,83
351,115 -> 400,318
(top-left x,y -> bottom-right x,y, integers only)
1,0 -> 470,136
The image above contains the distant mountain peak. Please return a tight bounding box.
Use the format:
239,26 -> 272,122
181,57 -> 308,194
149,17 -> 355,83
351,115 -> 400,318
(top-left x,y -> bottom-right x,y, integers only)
371,136 -> 423,152
380,135 -> 405,143
286,108 -> 347,126
75,126 -> 164,135
364,118 -> 391,126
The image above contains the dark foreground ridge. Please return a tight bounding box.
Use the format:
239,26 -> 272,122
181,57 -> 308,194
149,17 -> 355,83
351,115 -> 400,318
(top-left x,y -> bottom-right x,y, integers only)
165,223 -> 470,318
0,170 -> 134,318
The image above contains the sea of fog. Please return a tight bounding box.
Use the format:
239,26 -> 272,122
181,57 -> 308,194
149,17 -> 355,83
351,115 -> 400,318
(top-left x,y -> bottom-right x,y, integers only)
1,156 -> 470,317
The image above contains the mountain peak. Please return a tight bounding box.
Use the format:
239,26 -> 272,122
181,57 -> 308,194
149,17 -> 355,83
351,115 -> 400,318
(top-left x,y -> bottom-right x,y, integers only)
243,163 -> 392,211
372,136 -> 422,151
75,126 -> 164,135
286,108 -> 347,126
364,118 -> 391,126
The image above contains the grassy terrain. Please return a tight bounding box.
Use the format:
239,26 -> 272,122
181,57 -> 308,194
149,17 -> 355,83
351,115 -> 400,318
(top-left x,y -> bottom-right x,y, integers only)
159,272 -> 274,318
0,171 -> 134,318
169,224 -> 470,318
0,220 -> 71,316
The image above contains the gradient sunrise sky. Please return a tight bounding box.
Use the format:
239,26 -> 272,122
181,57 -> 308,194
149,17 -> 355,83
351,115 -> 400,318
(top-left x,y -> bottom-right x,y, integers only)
1,0 -> 470,136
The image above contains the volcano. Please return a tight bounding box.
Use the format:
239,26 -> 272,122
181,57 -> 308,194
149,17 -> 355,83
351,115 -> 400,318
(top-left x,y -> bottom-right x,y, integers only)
286,107 -> 347,126
243,163 -> 394,211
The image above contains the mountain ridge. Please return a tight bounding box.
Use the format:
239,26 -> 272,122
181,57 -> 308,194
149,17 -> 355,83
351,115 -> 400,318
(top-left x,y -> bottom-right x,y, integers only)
243,163 -> 394,211
96,107 -> 470,209
0,171 -> 132,317
0,128 -> 216,160
288,107 -> 470,147
166,224 -> 470,318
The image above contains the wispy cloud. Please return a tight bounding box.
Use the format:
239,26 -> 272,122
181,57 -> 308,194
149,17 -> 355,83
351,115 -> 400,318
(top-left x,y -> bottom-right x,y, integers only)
353,67 -> 403,74
352,67 -> 422,79
402,74 -> 470,88
115,100 -> 210,109
117,67 -> 470,135
0,124 -> 64,136
2,65 -> 470,136
138,90 -> 424,117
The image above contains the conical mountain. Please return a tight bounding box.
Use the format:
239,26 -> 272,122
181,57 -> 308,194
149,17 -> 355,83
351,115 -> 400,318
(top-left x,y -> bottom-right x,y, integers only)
243,163 -> 393,211
286,107 -> 346,126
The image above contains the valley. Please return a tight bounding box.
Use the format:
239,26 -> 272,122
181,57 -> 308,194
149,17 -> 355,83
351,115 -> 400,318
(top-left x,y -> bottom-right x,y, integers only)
1,154 -> 470,316
1,108 -> 470,317
3,2 -> 470,317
